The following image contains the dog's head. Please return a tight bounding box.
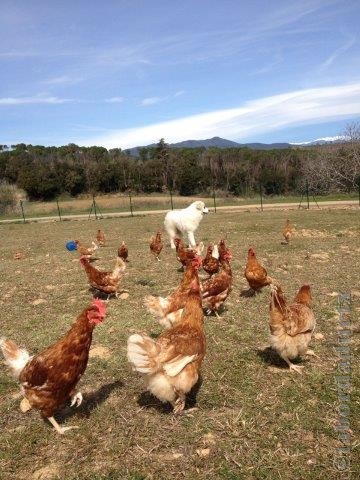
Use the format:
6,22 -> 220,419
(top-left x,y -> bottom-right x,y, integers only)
193,201 -> 209,214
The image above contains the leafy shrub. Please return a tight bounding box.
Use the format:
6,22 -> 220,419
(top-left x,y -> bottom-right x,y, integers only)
0,181 -> 26,214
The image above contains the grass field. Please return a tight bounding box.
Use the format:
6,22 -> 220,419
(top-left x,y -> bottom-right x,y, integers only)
0,208 -> 359,479
1,192 -> 358,220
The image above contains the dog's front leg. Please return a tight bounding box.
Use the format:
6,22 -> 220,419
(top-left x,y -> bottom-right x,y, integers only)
187,231 -> 196,247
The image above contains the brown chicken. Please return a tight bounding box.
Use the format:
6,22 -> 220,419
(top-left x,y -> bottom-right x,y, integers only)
80,256 -> 126,297
283,220 -> 294,244
201,246 -> 233,316
202,243 -> 220,276
269,284 -> 316,374
244,248 -> 273,292
144,255 -> 202,329
150,231 -> 164,261
128,275 -> 205,414
96,229 -> 106,247
218,238 -> 227,259
118,241 -> 128,262
75,240 -> 98,258
0,300 -> 106,434
174,237 -> 204,268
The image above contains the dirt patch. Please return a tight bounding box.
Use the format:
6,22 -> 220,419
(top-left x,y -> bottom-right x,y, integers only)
89,345 -> 111,359
300,228 -> 332,238
310,252 -> 330,261
31,298 -> 47,306
32,465 -> 60,480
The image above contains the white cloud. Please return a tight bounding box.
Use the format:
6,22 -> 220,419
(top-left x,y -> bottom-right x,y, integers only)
0,95 -> 72,105
105,96 -> 124,103
77,82 -> 360,149
140,91 -> 184,107
319,36 -> 357,71
140,96 -> 164,106
42,75 -> 83,85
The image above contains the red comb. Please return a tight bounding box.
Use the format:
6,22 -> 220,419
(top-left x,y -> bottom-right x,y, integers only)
92,299 -> 106,317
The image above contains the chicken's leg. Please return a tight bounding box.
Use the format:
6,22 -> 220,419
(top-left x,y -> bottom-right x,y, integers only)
173,393 -> 186,414
48,416 -> 79,434
283,356 -> 304,374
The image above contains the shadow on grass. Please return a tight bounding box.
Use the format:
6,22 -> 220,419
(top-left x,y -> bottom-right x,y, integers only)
136,376 -> 203,414
58,380 -> 124,421
240,288 -> 256,298
89,287 -> 127,300
256,346 -> 288,369
257,347 -> 303,370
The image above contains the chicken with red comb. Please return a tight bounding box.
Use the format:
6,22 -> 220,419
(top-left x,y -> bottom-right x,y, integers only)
0,300 -> 106,434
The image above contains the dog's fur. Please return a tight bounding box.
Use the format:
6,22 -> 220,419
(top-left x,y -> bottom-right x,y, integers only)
164,201 -> 209,248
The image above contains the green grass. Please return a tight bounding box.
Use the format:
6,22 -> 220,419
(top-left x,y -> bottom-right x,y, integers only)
0,209 -> 359,479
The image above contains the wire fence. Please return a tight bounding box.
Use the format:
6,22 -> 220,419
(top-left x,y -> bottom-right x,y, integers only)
2,187 -> 359,224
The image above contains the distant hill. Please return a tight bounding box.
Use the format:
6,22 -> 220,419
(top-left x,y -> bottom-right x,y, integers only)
126,136 -> 292,156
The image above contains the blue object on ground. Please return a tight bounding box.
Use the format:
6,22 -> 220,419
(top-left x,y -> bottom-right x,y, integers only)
66,240 -> 77,251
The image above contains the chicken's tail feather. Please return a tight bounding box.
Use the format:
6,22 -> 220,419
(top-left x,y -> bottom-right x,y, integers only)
0,337 -> 31,379
127,334 -> 159,374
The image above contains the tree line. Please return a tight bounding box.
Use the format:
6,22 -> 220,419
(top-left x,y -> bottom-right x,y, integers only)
0,128 -> 359,201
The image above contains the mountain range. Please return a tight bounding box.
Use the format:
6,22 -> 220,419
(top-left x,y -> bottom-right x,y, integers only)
126,136 -> 345,156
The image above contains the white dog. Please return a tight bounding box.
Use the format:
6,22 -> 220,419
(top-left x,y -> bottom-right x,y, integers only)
164,201 -> 209,248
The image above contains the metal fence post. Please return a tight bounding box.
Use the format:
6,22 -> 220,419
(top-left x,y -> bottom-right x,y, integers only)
169,189 -> 174,210
129,192 -> 134,217
306,180 -> 310,209
212,182 -> 217,213
20,200 -> 26,223
56,199 -> 62,221
260,184 -> 264,212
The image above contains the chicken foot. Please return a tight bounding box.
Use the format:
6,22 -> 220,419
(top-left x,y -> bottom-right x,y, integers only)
70,392 -> 83,407
48,416 -> 79,435
283,356 -> 304,374
173,393 -> 186,415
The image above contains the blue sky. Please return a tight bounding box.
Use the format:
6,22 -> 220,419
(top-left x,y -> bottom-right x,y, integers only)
1,0 -> 360,148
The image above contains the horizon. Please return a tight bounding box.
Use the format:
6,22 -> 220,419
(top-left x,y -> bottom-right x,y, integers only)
1,0 -> 360,148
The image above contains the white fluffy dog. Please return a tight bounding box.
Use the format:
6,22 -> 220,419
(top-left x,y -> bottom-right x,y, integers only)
164,201 -> 209,248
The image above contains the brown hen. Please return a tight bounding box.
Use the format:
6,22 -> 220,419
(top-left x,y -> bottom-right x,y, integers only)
0,300 -> 106,434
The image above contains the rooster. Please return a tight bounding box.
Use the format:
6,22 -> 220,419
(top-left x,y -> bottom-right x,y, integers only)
150,231 -> 164,261
96,229 -> 106,247
80,256 -> 126,298
269,284 -> 316,374
0,300 -> 106,434
201,246 -> 233,316
202,244 -> 220,277
128,276 -> 205,414
244,248 -> 273,293
144,255 -> 202,329
118,241 -> 128,262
